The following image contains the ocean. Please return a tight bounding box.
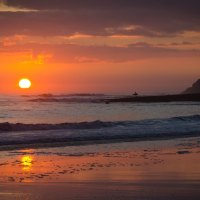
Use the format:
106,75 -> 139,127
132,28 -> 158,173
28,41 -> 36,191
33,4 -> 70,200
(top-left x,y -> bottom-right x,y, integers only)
0,94 -> 200,149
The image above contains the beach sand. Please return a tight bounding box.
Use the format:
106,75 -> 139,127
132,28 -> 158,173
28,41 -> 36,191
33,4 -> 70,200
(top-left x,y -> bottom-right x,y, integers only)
0,137 -> 200,200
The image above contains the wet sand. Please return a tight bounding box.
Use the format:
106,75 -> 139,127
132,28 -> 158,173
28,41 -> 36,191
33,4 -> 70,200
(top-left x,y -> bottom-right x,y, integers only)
0,137 -> 200,199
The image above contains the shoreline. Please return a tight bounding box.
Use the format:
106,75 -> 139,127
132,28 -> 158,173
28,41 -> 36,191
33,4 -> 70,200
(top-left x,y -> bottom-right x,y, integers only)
0,133 -> 200,151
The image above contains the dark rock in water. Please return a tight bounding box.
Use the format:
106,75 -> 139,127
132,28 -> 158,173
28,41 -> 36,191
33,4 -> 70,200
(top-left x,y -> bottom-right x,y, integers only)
183,79 -> 200,94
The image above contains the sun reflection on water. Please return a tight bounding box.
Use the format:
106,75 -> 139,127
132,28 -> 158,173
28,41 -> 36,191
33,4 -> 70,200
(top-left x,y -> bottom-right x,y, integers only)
21,156 -> 33,171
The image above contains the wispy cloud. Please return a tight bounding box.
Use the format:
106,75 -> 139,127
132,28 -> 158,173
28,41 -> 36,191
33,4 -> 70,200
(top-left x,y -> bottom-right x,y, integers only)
0,0 -> 37,12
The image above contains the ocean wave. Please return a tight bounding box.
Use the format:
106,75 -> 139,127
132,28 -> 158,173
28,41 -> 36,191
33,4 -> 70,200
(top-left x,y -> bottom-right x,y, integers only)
0,115 -> 200,149
172,115 -> 200,121
24,93 -> 122,103
0,120 -> 120,132
28,97 -> 104,103
22,93 -> 105,98
23,93 -> 107,103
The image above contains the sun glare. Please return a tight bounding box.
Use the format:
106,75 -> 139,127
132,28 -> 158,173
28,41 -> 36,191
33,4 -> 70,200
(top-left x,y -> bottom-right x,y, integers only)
19,78 -> 32,89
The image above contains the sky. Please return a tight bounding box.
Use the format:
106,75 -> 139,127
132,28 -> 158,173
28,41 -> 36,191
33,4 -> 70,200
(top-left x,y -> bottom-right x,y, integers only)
0,0 -> 200,94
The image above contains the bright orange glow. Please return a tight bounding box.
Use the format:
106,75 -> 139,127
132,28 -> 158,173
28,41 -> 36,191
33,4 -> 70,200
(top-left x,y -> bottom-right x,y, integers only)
19,78 -> 32,89
0,51 -> 199,94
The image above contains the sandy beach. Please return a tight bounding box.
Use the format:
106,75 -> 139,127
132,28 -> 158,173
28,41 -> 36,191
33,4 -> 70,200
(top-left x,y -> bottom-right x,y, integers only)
1,0 -> 200,199
0,137 -> 200,200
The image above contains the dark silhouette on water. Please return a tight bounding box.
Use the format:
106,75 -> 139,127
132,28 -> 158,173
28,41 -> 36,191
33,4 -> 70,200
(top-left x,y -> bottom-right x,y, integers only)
133,92 -> 138,96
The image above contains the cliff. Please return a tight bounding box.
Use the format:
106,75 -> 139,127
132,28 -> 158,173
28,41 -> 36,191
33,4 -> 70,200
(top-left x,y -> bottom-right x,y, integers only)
183,79 -> 200,94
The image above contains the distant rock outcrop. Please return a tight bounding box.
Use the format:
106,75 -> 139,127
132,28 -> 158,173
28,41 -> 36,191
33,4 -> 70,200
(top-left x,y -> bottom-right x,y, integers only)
183,79 -> 200,94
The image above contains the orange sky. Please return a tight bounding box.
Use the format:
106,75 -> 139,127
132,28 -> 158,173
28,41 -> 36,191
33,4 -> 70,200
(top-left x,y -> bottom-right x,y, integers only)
0,1 -> 200,95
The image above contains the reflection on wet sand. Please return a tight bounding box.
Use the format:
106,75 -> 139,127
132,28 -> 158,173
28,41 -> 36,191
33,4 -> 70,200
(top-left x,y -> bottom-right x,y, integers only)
21,156 -> 33,171
0,138 -> 199,184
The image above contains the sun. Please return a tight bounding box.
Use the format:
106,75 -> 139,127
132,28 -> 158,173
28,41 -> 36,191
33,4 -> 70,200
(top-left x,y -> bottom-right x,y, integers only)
19,78 -> 32,89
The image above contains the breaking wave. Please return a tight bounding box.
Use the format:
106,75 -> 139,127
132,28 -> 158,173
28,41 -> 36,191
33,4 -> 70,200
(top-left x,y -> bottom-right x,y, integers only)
0,115 -> 200,149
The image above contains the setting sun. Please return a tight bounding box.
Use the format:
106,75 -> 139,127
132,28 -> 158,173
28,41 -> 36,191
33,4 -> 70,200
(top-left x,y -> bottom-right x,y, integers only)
19,78 -> 32,89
